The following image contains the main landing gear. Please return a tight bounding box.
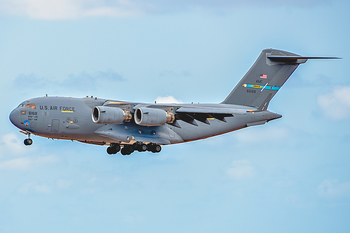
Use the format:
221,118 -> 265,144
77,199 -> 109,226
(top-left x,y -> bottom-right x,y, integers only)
106,142 -> 162,156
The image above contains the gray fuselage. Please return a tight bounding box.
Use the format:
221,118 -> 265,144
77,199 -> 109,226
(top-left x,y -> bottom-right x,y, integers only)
9,96 -> 281,147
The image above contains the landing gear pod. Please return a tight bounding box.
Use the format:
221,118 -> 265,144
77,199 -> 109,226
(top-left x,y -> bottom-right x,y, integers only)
92,106 -> 132,124
134,107 -> 174,126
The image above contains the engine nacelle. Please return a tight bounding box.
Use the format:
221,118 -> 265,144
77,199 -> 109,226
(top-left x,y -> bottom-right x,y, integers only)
134,107 -> 174,126
92,106 -> 131,124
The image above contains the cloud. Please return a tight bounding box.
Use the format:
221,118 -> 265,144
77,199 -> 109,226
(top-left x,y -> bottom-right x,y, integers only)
154,95 -> 182,104
0,155 -> 58,171
0,133 -> 27,156
0,0 -> 329,20
0,157 -> 31,170
235,126 -> 289,144
317,179 -> 350,198
123,214 -> 145,224
67,70 -> 125,88
317,85 -> 350,120
159,70 -> 192,79
17,180 -> 51,194
0,0 -> 142,20
11,70 -> 124,94
56,179 -> 74,189
226,159 -> 255,180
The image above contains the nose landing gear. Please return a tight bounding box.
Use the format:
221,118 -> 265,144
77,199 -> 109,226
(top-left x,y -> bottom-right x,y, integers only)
24,138 -> 33,146
23,132 -> 33,146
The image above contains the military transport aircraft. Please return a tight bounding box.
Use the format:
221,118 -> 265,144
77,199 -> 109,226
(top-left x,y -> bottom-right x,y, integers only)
9,49 -> 338,155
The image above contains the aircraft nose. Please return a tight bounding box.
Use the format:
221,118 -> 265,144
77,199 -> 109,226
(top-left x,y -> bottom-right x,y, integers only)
9,109 -> 19,126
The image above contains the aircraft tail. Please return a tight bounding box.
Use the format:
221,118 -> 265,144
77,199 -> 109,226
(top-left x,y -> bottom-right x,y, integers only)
222,49 -> 337,110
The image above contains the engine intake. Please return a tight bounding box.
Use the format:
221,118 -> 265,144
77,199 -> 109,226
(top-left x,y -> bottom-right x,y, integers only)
92,106 -> 131,124
134,107 -> 174,126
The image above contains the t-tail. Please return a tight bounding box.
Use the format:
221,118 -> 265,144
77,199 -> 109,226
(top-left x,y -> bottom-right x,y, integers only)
222,48 -> 339,110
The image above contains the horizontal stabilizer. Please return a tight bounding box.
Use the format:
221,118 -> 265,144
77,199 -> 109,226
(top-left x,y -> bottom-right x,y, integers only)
267,56 -> 340,63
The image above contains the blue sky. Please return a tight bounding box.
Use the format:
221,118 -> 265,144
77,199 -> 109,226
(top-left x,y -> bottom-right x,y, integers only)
1,1 -> 350,232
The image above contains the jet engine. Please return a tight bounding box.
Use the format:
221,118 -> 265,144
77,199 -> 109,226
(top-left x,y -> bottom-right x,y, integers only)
134,107 -> 174,126
92,106 -> 131,124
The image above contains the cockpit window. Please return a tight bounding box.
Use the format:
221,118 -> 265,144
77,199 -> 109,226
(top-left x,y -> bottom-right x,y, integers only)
18,103 -> 36,109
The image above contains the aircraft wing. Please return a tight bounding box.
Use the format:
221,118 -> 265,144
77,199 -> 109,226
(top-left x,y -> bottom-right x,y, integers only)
103,101 -> 253,127
169,105 -> 249,126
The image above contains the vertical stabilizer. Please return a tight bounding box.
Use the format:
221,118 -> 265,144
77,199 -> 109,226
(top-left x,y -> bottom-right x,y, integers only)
222,49 -> 306,110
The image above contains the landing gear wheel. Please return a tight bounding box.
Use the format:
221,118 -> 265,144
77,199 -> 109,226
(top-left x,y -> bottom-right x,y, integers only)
154,145 -> 161,153
120,145 -> 134,156
147,143 -> 161,153
24,138 -> 33,146
107,147 -> 114,155
147,143 -> 155,152
140,144 -> 147,152
125,145 -> 134,154
110,143 -> 121,152
120,147 -> 128,155
134,142 -> 147,152
107,143 -> 121,155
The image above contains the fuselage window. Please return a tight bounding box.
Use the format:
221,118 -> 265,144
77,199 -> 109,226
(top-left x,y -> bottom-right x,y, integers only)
21,110 -> 26,115
30,104 -> 36,109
